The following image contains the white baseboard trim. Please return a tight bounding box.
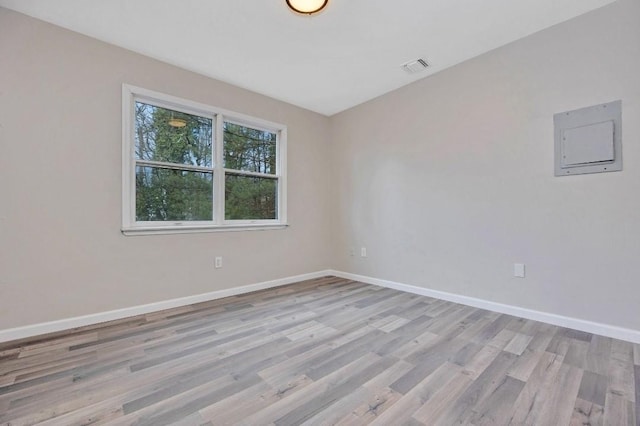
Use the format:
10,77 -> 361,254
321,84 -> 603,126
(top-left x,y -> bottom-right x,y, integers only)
4,269 -> 639,345
0,270 -> 333,344
330,270 -> 640,344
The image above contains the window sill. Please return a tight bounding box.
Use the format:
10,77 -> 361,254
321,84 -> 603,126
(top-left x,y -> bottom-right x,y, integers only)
121,223 -> 288,236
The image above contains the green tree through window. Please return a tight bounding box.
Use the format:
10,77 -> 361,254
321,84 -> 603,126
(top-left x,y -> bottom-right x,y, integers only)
223,122 -> 277,220
134,102 -> 213,221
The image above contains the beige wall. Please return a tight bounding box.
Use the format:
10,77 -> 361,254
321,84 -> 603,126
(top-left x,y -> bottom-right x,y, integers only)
0,8 -> 332,329
330,0 -> 640,330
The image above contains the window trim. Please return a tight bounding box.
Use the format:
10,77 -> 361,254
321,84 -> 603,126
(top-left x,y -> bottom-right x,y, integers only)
122,84 -> 287,235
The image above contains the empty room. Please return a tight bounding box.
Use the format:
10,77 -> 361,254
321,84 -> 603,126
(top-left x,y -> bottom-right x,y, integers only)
0,0 -> 639,424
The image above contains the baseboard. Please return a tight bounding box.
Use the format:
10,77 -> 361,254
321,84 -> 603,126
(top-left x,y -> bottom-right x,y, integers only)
0,270 -> 333,344
330,270 -> 640,344
4,269 -> 639,345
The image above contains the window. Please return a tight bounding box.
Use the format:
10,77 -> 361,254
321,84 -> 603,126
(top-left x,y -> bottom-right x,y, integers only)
122,85 -> 287,234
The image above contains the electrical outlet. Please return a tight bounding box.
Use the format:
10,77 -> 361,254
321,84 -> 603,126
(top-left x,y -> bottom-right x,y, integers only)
215,256 -> 223,269
349,248 -> 355,256
514,263 -> 525,278
361,247 -> 367,257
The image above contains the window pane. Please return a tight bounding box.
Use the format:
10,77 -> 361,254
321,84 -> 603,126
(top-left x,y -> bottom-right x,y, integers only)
225,174 -> 277,220
135,102 -> 213,167
224,122 -> 276,174
136,166 -> 213,221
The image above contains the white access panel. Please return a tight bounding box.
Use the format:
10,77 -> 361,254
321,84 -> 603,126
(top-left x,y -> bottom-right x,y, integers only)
561,121 -> 614,167
554,100 -> 622,176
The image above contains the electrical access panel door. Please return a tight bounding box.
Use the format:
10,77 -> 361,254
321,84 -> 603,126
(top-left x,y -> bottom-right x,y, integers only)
554,100 -> 621,176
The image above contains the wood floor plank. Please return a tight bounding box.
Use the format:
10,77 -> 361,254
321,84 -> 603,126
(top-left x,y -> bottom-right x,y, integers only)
508,351 -> 565,425
319,363 -> 409,426
564,338 -> 590,369
473,314 -> 514,345
533,363 -> 584,426
468,375 -> 525,426
124,373 -> 262,426
4,366 -> 130,419
332,386 -> 402,425
299,385 -> 377,426
435,350 -> 517,424
390,337 -> 466,394
504,332 -> 533,356
376,317 -> 437,358
578,370 -> 608,407
272,356 -> 396,426
570,397 -> 604,426
240,352 -> 386,425
526,325 -> 557,352
411,369 -> 474,424
0,276 -> 636,425
304,330 -> 394,381
198,380 -> 284,424
454,317 -> 492,343
608,338 -> 636,402
586,335 -> 613,376
459,344 -> 501,380
506,348 -> 545,382
487,328 -> 516,350
603,391 -> 636,426
369,361 -> 462,425
451,341 -> 483,367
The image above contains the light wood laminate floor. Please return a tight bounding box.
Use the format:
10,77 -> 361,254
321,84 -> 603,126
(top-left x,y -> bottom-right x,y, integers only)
0,276 -> 638,425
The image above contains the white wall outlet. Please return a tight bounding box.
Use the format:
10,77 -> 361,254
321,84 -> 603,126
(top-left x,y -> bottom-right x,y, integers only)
361,247 -> 367,257
349,248 -> 355,256
514,263 -> 525,278
215,256 -> 223,269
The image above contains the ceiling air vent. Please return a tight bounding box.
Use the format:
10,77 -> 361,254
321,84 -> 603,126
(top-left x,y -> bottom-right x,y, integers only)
402,58 -> 429,74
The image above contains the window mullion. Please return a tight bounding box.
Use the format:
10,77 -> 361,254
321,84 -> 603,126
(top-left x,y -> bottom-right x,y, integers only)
214,114 -> 225,224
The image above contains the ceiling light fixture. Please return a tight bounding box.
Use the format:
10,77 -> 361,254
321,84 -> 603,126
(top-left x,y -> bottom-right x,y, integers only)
286,0 -> 328,15
168,112 -> 187,128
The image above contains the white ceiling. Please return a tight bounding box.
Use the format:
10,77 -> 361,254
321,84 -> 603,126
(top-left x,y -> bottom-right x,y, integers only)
0,0 -> 617,116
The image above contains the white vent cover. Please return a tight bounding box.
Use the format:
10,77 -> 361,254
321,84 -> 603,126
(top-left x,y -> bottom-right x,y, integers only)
402,58 -> 429,74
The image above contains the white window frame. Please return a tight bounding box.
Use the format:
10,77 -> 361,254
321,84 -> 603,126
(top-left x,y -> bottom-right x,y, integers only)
122,84 -> 287,235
